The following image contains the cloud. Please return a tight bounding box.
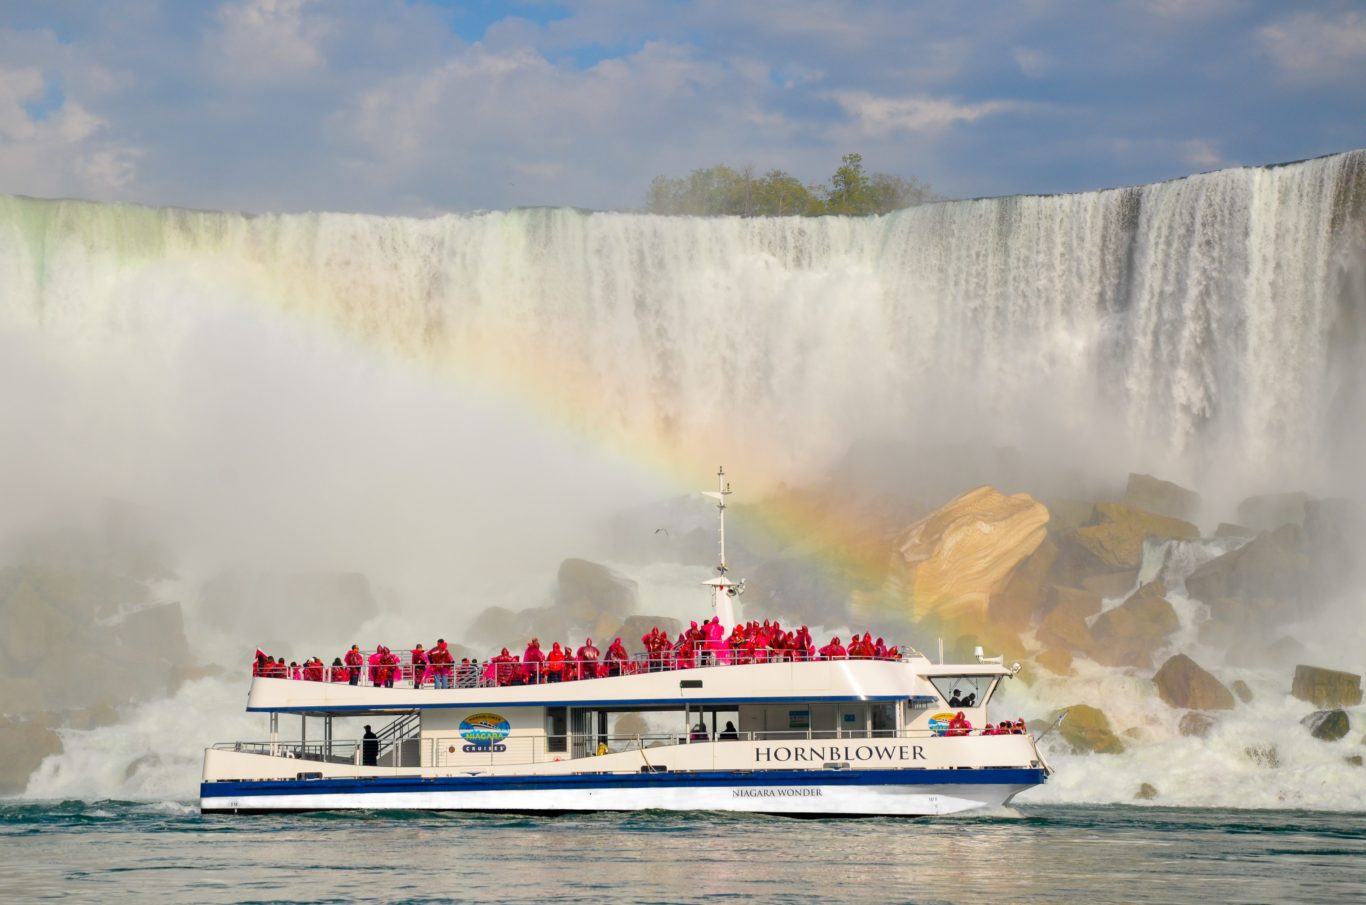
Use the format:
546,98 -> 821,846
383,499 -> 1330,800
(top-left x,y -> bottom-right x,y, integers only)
1013,47 -> 1053,78
825,91 -> 1022,136
1260,10 -> 1366,83
1181,139 -> 1223,169
0,66 -> 140,195
208,0 -> 329,82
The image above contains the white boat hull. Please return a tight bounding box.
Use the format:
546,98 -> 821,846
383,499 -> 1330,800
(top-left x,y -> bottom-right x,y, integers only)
201,768 -> 1045,816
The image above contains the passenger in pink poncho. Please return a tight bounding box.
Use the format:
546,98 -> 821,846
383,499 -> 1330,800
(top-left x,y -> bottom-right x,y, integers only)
704,617 -> 729,665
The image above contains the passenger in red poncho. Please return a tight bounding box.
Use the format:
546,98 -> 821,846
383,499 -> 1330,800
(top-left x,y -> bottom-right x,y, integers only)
576,638 -> 600,678
410,643 -> 430,689
818,637 -> 847,660
546,642 -> 566,682
522,638 -> 546,684
428,639 -> 454,689
605,638 -> 628,677
379,646 -> 399,688
344,644 -> 363,686
328,657 -> 348,683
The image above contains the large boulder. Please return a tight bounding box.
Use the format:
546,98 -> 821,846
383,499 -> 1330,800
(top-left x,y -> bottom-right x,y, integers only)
1291,665 -> 1363,708
0,564 -> 192,713
555,559 -> 638,622
1035,586 -> 1101,652
1053,504 -> 1199,585
988,538 -> 1057,631
1124,473 -> 1201,523
1036,648 -> 1074,676
616,615 -> 683,655
1153,654 -> 1235,710
1237,492 -> 1310,531
1054,704 -> 1125,754
1301,710 -> 1350,742
0,716 -> 62,795
199,571 -> 378,644
1187,525 -> 1314,647
1088,584 -> 1180,669
893,486 -> 1049,625
747,556 -> 854,626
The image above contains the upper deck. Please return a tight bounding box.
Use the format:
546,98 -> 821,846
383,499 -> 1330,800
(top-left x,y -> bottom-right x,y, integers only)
246,653 -> 1015,714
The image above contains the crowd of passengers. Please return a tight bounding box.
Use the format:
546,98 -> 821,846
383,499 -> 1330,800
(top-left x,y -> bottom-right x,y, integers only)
251,615 -> 906,690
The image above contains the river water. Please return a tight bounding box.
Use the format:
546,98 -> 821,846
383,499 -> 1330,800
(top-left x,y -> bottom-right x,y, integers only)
1,801 -> 1361,904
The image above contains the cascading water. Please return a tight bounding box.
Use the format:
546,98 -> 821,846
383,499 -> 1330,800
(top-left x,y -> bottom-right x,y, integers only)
2,150 -> 1364,805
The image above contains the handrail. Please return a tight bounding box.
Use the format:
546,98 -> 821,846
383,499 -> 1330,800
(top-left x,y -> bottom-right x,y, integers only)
214,724 -> 1035,765
251,641 -> 922,690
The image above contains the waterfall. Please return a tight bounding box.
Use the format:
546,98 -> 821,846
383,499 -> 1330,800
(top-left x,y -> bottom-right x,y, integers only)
2,150 -> 1362,496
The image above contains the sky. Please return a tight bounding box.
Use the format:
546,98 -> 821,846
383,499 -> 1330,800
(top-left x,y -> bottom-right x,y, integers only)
0,0 -> 1364,215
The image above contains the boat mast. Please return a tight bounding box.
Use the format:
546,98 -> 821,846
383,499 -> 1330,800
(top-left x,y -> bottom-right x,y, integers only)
703,466 -> 744,629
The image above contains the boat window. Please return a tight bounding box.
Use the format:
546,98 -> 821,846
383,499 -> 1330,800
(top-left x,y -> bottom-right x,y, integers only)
546,707 -> 567,753
871,703 -> 897,736
928,676 -> 993,708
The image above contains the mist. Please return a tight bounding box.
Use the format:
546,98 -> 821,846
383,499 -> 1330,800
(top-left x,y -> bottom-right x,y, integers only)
1,150 -> 1364,804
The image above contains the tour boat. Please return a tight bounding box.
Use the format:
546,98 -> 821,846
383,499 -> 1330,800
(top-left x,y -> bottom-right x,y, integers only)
201,469 -> 1051,816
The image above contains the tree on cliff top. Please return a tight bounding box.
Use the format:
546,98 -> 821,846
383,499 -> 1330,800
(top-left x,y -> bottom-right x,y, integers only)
643,153 -> 938,217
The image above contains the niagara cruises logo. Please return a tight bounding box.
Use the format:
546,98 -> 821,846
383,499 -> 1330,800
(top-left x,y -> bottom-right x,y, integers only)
459,712 -> 511,753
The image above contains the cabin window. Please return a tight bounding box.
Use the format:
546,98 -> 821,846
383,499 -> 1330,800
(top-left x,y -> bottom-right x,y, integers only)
546,707 -> 567,753
871,703 -> 897,736
928,676 -> 994,708
788,709 -> 810,730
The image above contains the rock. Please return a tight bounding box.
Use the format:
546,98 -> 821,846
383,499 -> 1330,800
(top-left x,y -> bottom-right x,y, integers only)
1046,499 -> 1096,533
616,615 -> 682,655
612,713 -> 650,739
1245,745 -> 1281,768
1124,473 -> 1201,522
1231,680 -> 1253,704
893,486 -> 1049,625
1135,782 -> 1158,800
1346,755 -> 1364,767
1179,712 -> 1216,738
988,539 -> 1057,631
1301,710 -> 1350,742
1187,525 -> 1315,647
0,716 -> 62,795
1080,570 -> 1139,598
200,571 -> 378,642
1186,524 -> 1309,605
1089,592 -> 1180,669
747,556 -> 854,626
1291,665 -> 1363,708
1303,498 -> 1360,599
1215,523 -> 1254,539
1064,503 -> 1199,575
0,565 -> 193,713
1036,649 -> 1074,676
1036,586 -> 1101,652
1153,654 -> 1235,710
1054,704 -> 1125,754
468,606 -> 523,647
1237,492 -> 1310,531
555,559 -> 638,622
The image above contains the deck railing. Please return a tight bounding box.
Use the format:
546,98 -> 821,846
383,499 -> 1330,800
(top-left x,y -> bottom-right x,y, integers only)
251,642 -> 922,690
215,724 -> 1032,771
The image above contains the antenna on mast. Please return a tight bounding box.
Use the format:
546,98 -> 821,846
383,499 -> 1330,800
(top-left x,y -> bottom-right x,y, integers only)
701,466 -> 743,629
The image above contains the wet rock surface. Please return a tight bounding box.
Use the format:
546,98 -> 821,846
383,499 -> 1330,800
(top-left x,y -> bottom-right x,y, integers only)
1124,473 -> 1201,523
1054,704 -> 1125,755
894,486 -> 1049,625
1301,710 -> 1350,742
1153,654 -> 1235,710
1291,665 -> 1363,708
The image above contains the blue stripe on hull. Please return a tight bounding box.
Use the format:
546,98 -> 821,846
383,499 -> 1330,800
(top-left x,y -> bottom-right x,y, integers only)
202,767 -> 1046,800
